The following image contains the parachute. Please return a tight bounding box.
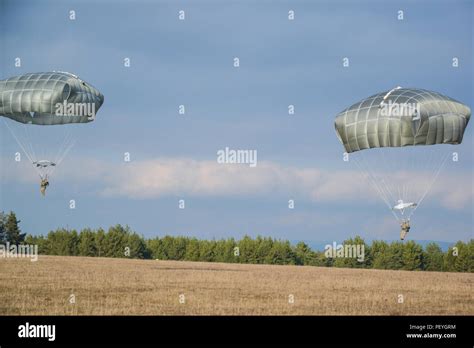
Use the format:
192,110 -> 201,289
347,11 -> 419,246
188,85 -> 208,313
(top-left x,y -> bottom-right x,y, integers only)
334,87 -> 471,232
0,72 -> 104,190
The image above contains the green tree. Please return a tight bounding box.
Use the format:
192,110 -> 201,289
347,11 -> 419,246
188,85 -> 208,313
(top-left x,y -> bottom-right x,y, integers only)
467,240 -> 474,272
159,236 -> 178,260
423,242 -> 444,271
45,229 -> 78,256
79,229 -> 97,256
147,237 -> 164,260
333,236 -> 369,268
214,238 -> 237,263
294,241 -> 312,265
370,240 -> 390,269
95,228 -> 106,257
104,225 -> 130,258
0,212 -> 6,243
171,237 -> 187,260
386,242 -> 404,270
402,241 -> 424,270
23,234 -> 47,254
184,238 -> 200,261
4,212 -> 25,244
237,236 -> 258,263
453,241 -> 470,272
265,241 -> 295,265
255,237 -> 274,264
199,240 -> 216,262
126,233 -> 148,259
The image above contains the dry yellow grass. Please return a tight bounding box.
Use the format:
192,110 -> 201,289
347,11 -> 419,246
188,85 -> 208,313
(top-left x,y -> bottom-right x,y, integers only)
0,255 -> 472,315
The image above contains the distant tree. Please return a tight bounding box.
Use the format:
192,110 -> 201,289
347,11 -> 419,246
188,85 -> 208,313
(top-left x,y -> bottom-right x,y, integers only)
402,241 -> 424,270
95,228 -> 106,257
333,236 -> 369,268
199,240 -> 216,262
386,242 -> 404,270
12,221 -> 472,273
171,237 -> 187,260
147,237 -> 164,260
265,241 -> 295,265
45,229 -> 77,255
79,229 -> 97,256
4,212 -> 25,245
370,240 -> 390,269
255,237 -> 274,264
67,230 -> 79,256
237,236 -> 257,264
223,238 -> 238,263
467,240 -> 474,273
423,243 -> 444,271
0,212 -> 6,243
159,236 -> 178,260
294,242 -> 313,265
453,241 -> 470,272
126,233 -> 148,259
306,251 -> 327,267
23,234 -> 47,253
184,238 -> 200,261
214,238 -> 236,263
104,225 -> 130,258
444,245 -> 457,272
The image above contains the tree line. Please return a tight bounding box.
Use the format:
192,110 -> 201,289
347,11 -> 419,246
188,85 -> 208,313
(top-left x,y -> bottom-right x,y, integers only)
1,211 -> 473,272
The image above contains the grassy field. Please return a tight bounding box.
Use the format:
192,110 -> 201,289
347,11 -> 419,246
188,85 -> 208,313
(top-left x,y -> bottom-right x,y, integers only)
0,255 -> 472,315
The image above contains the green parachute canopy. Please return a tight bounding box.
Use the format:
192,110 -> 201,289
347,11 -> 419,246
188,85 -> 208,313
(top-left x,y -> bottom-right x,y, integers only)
335,87 -> 471,154
0,72 -> 104,180
334,87 -> 471,226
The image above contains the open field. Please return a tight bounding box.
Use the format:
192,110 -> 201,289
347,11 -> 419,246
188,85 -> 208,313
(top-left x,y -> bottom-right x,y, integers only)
0,255 -> 472,315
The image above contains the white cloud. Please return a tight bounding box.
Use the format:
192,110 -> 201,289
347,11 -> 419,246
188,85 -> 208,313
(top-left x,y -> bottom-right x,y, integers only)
1,157 -> 471,211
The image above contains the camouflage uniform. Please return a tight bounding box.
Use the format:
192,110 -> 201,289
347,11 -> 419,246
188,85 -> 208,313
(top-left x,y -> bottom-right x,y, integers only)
400,221 -> 410,240
40,179 -> 49,196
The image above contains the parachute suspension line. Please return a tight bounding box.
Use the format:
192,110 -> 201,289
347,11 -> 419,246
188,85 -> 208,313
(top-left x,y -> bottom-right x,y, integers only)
353,156 -> 391,208
353,155 -> 399,221
2,119 -> 43,178
362,150 -> 398,206
55,137 -> 75,168
22,123 -> 37,164
48,127 -> 76,177
377,149 -> 399,204
408,150 -> 450,220
372,148 -> 397,205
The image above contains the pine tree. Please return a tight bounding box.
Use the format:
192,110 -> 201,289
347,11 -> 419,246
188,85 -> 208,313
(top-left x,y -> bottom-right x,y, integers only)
0,212 -> 6,243
295,242 -> 312,265
79,229 -> 97,256
453,241 -> 469,272
184,238 -> 200,261
402,241 -> 424,270
104,225 -> 130,258
5,212 -> 25,245
423,243 -> 444,271
370,240 -> 390,269
95,228 -> 106,257
126,233 -> 148,259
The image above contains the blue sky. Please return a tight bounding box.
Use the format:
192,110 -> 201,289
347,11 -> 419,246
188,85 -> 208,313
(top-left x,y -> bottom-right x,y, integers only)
0,0 -> 472,243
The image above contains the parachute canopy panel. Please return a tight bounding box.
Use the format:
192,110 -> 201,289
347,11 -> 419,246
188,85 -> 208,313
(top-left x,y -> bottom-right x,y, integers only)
0,72 -> 104,126
334,88 -> 471,154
